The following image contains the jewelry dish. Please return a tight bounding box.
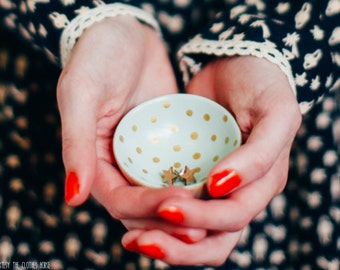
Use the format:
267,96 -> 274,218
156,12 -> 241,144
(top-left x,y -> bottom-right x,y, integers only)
113,94 -> 241,197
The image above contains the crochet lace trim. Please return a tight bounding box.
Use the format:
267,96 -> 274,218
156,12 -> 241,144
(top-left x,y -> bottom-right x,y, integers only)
178,37 -> 297,97
60,3 -> 160,67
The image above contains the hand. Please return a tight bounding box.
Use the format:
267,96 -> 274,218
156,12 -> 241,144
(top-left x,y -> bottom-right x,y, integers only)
57,17 -> 206,241
122,56 -> 302,266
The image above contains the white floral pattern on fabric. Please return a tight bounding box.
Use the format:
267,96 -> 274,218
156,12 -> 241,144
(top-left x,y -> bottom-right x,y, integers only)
60,3 -> 161,66
177,1 -> 339,115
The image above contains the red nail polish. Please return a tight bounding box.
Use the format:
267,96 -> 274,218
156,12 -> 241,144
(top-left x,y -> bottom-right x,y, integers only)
159,206 -> 185,223
209,170 -> 241,198
124,239 -> 139,252
172,233 -> 195,244
138,243 -> 166,260
65,171 -> 80,203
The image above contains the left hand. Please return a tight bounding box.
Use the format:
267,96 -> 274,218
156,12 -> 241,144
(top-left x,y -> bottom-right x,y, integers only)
122,56 -> 302,266
57,17 -> 207,243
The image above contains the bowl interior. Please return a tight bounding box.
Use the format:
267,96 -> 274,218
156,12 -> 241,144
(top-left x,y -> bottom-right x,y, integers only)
113,94 -> 241,189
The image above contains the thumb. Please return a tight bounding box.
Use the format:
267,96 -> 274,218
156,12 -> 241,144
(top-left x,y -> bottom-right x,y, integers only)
207,102 -> 301,198
58,85 -> 98,206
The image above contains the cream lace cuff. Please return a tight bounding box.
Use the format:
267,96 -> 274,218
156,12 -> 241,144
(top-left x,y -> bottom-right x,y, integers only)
60,3 -> 160,67
178,36 -> 298,104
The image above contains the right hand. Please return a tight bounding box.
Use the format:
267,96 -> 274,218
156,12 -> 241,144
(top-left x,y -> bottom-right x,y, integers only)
57,16 -> 206,243
121,56 -> 302,265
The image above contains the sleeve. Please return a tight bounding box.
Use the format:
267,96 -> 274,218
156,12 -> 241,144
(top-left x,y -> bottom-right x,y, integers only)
0,0 -> 161,67
178,0 -> 340,114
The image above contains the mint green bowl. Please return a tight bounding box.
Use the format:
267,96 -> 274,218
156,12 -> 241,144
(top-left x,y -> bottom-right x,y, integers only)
113,94 -> 241,197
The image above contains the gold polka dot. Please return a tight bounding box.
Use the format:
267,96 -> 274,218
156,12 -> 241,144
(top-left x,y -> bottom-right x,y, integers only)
171,125 -> 179,132
132,125 -> 137,132
136,147 -> 142,154
203,114 -> 210,121
193,152 -> 201,160
213,155 -> 219,162
151,136 -> 159,144
195,167 -> 201,173
211,134 -> 217,141
153,157 -> 160,163
233,139 -> 239,146
163,101 -> 171,108
173,145 -> 181,152
128,157 -> 133,164
223,115 -> 228,122
186,109 -> 193,116
190,132 -> 198,140
174,162 -> 181,169
119,135 -> 124,143
225,137 -> 230,144
142,169 -> 148,174
151,116 -> 157,123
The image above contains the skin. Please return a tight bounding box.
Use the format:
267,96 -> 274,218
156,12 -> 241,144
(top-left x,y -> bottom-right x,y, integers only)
58,16 -> 207,242
57,17 -> 302,266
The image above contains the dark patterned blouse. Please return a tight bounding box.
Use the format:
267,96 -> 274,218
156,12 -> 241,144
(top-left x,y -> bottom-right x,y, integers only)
0,1 -> 339,269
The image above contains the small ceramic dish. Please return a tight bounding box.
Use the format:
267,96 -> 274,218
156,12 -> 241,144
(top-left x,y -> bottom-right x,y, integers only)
113,94 -> 241,197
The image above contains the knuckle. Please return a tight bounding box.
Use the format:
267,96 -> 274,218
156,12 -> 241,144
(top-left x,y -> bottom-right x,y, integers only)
229,215 -> 252,232
57,69 -> 72,91
61,136 -> 73,151
207,256 -> 228,267
104,187 -> 131,221
276,173 -> 289,195
106,201 -> 124,221
60,137 -> 74,165
252,150 -> 272,177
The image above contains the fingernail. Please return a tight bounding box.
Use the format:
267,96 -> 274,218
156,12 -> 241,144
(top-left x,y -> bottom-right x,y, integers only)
172,233 -> 195,244
158,206 -> 185,223
124,239 -> 138,252
209,170 -> 241,198
138,243 -> 166,260
65,171 -> 80,203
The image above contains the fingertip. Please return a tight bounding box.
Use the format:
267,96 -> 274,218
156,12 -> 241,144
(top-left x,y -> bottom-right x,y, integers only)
137,243 -> 166,260
172,227 -> 207,244
158,205 -> 185,224
123,238 -> 139,253
64,171 -> 93,206
207,169 -> 242,198
122,230 -> 144,252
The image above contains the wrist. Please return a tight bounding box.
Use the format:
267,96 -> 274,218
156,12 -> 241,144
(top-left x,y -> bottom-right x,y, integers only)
60,3 -> 161,67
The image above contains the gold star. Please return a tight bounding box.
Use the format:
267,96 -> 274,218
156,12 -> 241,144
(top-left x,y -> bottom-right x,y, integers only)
180,166 -> 196,186
162,167 -> 177,186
